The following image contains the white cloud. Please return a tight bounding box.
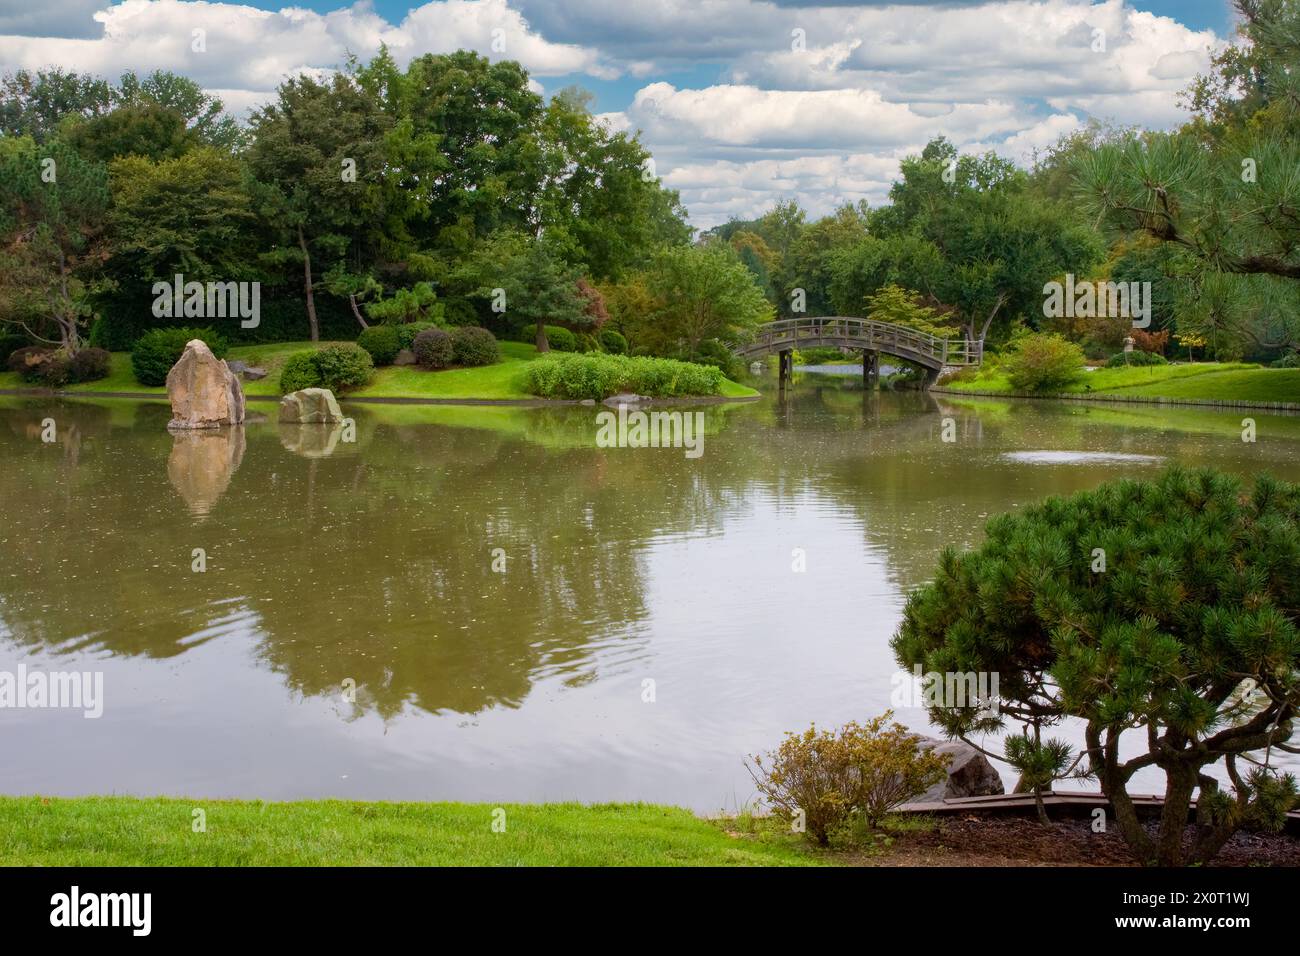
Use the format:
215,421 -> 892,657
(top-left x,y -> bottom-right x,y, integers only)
0,0 -> 1230,227
0,0 -> 616,114
618,83 -> 1025,155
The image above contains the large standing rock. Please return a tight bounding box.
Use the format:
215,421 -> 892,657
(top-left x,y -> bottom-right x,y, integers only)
279,387 -> 343,424
166,340 -> 245,430
913,736 -> 1006,803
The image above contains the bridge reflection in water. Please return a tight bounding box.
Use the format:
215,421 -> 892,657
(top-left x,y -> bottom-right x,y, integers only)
735,317 -> 983,389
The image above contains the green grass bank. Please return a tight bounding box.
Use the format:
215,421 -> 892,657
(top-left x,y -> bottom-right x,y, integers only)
0,796 -> 814,867
0,341 -> 759,403
939,361 -> 1300,408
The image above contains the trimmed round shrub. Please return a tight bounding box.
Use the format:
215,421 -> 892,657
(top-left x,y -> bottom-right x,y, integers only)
521,324 -> 576,352
311,343 -> 374,392
451,326 -> 499,367
598,329 -> 628,355
69,347 -> 111,383
1003,332 -> 1085,392
278,352 -> 323,393
413,327 -> 454,369
1106,349 -> 1169,368
131,327 -> 229,387
395,321 -> 438,351
357,325 -> 402,366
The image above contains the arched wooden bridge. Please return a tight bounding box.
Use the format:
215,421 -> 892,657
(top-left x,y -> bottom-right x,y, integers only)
734,317 -> 983,389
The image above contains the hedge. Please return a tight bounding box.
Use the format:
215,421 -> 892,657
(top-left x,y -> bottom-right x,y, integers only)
524,353 -> 725,400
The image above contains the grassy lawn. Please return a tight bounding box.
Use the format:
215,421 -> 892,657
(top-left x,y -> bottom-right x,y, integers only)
0,796 -> 815,866
0,340 -> 759,402
943,361 -> 1300,404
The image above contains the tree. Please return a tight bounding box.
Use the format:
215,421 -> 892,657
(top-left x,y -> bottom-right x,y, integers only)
248,72 -> 390,341
870,138 -> 1103,345
642,243 -> 773,359
105,147 -> 257,298
777,202 -> 870,317
1075,2 -> 1300,356
0,68 -> 111,142
864,284 -> 959,337
459,233 -> 586,350
892,467 -> 1300,865
0,138 -> 109,351
1,68 -> 239,149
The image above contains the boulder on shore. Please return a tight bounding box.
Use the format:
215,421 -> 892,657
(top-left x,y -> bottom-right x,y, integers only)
279,387 -> 343,424
602,392 -> 649,408
166,340 -> 245,430
912,736 -> 1006,803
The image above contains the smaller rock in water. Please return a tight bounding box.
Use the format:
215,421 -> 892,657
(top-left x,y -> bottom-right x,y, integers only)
393,349 -> 417,366
279,387 -> 344,424
167,339 -> 245,430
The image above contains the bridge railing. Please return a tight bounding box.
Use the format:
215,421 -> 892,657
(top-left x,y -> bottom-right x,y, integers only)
737,317 -> 982,366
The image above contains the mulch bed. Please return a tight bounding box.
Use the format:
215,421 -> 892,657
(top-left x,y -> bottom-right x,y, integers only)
859,815 -> 1300,867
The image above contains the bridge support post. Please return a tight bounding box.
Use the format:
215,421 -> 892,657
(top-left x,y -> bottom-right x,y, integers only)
778,349 -> 793,390
862,349 -> 879,391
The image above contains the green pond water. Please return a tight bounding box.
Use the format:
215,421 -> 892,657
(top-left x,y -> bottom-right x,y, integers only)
2,379 -> 1298,809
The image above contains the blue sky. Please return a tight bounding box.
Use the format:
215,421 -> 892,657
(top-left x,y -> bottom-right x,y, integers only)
0,0 -> 1239,225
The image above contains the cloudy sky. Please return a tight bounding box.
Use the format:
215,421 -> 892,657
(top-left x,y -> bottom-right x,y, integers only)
0,0 -> 1239,226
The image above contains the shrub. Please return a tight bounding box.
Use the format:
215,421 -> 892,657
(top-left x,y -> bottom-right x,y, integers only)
1106,349 -> 1168,368
357,325 -> 401,366
1272,352 -> 1300,369
395,322 -> 438,351
746,712 -> 949,845
9,348 -> 69,387
277,344 -> 373,394
521,324 -> 576,352
524,353 -> 725,400
8,346 -> 109,387
278,352 -> 323,393
7,346 -> 51,377
131,327 -> 229,387
892,466 -> 1300,865
1131,329 -> 1169,354
450,326 -> 499,367
412,327 -> 454,369
311,343 -> 374,392
1002,332 -> 1084,392
691,339 -> 742,379
69,347 -> 111,383
598,329 -> 628,355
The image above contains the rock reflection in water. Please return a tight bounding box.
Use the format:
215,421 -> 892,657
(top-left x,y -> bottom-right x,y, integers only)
167,426 -> 246,516
278,421 -> 344,459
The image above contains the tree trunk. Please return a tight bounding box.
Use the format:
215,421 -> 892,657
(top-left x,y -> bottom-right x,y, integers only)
56,250 -> 79,353
1033,787 -> 1050,825
1098,730 -> 1155,864
298,226 -> 319,343
535,322 -> 550,353
349,295 -> 369,330
1155,767 -> 1197,866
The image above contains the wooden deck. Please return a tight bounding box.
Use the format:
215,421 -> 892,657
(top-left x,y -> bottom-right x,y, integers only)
899,790 -> 1300,833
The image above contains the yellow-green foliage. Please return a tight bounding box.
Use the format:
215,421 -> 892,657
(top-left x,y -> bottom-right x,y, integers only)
747,711 -> 949,845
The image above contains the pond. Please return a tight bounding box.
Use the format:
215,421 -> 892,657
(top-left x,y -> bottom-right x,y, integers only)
3,380 -> 1299,810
